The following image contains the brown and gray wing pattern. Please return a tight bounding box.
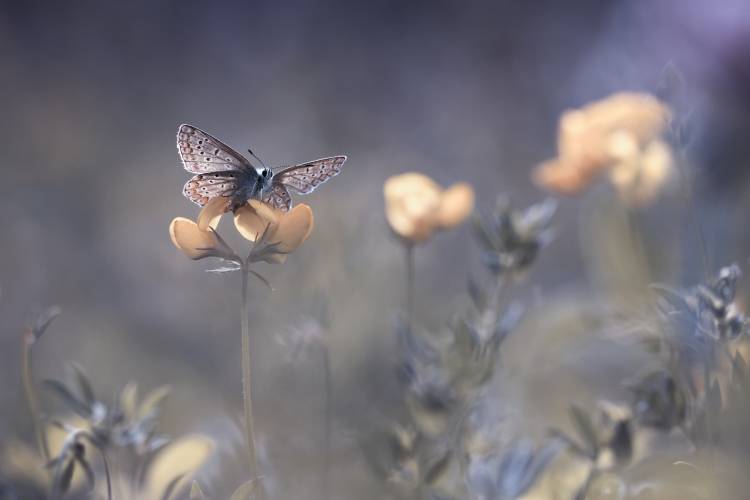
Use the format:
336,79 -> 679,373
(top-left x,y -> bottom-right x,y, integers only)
183,171 -> 245,207
273,156 -> 347,195
177,124 -> 254,174
262,184 -> 293,212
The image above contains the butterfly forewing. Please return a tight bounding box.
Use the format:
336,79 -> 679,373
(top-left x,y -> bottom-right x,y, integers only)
183,171 -> 245,207
274,156 -> 347,195
177,124 -> 254,174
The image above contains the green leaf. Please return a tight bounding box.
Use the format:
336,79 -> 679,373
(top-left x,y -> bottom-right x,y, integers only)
248,270 -> 274,292
137,385 -> 171,421
120,382 -> 138,421
76,454 -> 96,493
230,479 -> 259,500
53,457 -> 76,496
472,215 -> 498,251
43,379 -> 91,417
69,362 -> 96,406
32,305 -> 62,341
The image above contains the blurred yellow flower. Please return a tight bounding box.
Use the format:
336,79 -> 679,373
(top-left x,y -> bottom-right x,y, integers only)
534,92 -> 673,206
169,197 -> 234,260
234,199 -> 315,264
384,172 -> 474,243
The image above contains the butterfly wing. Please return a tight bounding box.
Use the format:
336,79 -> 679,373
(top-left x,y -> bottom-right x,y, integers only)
273,156 -> 347,195
177,124 -> 253,174
183,171 -> 246,207
262,184 -> 293,212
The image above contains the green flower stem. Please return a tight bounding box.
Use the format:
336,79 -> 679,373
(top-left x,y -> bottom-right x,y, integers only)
240,265 -> 265,500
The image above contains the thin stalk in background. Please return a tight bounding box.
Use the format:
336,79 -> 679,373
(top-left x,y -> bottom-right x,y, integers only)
676,148 -> 711,278
405,243 -> 415,329
240,265 -> 265,500
22,327 -> 50,462
99,447 -> 113,500
321,343 -> 332,499
574,467 -> 599,500
82,433 -> 113,500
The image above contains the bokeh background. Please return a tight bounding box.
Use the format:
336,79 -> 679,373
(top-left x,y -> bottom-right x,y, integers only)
3,1 -> 750,498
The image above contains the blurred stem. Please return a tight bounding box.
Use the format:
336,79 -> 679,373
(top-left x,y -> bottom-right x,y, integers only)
482,273 -> 511,332
405,243 -> 415,329
574,465 -> 598,500
100,448 -> 113,500
493,273 -> 511,312
21,328 -> 49,461
623,206 -> 654,294
240,266 -> 265,500
677,148 -> 710,278
321,343 -> 332,499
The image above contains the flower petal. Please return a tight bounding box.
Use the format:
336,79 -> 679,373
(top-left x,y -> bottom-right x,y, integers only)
234,200 -> 280,242
169,217 -> 221,260
538,92 -> 672,198
384,172 -> 442,242
197,197 -> 230,231
273,203 -> 314,253
384,172 -> 441,202
532,159 -> 597,196
438,182 -> 474,229
610,139 -> 673,207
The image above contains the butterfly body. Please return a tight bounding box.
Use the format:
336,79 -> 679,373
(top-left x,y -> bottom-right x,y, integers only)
177,124 -> 346,212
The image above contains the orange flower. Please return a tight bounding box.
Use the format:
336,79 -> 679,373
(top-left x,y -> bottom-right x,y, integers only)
169,197 -> 314,264
384,173 -> 474,243
234,200 -> 314,264
534,92 -> 673,206
609,137 -> 673,207
169,197 -> 235,261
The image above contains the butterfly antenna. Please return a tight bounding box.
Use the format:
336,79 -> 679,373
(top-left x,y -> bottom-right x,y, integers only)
247,148 -> 268,169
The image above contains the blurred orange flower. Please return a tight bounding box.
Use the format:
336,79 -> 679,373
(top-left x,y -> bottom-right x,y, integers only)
534,92 -> 673,206
384,172 -> 474,243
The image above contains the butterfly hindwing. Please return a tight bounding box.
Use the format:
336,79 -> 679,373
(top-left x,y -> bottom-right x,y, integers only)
262,184 -> 293,212
183,171 -> 245,207
273,156 -> 347,195
177,124 -> 253,174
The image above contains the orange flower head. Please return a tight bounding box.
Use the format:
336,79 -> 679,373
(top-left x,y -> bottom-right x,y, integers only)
384,172 -> 474,244
534,92 -> 674,206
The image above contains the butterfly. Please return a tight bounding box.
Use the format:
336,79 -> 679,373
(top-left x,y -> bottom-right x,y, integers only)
177,124 -> 347,212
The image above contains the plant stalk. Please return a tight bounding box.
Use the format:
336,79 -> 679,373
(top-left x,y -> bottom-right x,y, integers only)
240,266 -> 265,500
100,448 -> 113,500
22,328 -> 49,461
677,148 -> 711,278
405,243 -> 415,330
321,343 -> 332,499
